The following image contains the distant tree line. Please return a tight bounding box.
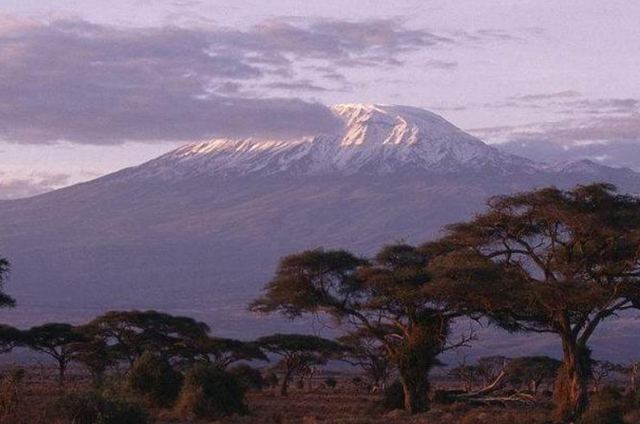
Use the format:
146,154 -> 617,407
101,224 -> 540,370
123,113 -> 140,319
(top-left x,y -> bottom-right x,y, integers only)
2,183 -> 640,423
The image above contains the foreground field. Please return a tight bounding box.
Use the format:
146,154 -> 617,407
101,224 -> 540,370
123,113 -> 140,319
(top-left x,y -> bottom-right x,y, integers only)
0,367 -> 556,424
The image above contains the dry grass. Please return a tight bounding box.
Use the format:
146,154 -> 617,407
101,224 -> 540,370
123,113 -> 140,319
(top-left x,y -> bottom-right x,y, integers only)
0,367 -> 557,424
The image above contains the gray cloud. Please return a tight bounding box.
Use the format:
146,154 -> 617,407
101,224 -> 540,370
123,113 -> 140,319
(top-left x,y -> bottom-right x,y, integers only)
510,90 -> 582,102
0,16 -> 528,144
473,113 -> 640,170
0,172 -> 70,199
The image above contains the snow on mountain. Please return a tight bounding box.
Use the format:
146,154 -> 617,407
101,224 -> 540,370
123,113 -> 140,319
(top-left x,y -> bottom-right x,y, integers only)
3,103 -> 640,359
125,104 -> 536,180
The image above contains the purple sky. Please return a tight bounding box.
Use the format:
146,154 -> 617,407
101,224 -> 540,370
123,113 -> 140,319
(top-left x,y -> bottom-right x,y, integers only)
1,0 -> 639,198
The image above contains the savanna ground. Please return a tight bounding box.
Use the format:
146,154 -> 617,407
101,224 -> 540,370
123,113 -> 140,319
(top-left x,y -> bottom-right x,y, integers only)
4,364 -> 640,424
0,365 -> 557,424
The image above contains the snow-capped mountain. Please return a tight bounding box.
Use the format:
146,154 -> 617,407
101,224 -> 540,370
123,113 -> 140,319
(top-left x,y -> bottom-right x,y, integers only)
1,104 -> 639,359
124,104 -> 535,180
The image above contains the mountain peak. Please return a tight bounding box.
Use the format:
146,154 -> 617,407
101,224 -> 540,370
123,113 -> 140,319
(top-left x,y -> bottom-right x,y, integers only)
123,104 -> 535,180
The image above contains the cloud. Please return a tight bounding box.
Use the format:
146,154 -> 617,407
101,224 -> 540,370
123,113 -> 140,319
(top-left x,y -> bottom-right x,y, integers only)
0,16 -> 527,144
510,90 -> 582,102
0,172 -> 70,199
473,113 -> 640,170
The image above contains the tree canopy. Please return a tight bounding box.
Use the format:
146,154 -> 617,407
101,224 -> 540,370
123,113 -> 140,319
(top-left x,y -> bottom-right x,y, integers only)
251,244 -> 473,413
23,323 -> 87,383
85,310 -> 210,365
431,183 -> 640,421
257,334 -> 346,396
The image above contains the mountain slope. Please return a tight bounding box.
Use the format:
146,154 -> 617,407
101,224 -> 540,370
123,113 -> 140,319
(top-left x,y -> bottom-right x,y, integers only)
1,104 -> 639,359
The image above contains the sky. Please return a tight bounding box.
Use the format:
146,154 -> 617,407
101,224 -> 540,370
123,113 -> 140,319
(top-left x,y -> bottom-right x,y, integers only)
0,0 -> 639,198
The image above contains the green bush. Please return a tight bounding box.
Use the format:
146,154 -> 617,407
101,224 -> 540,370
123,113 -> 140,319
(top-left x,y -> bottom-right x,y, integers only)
230,364 -> 265,391
175,363 -> 245,420
128,353 -> 182,408
58,393 -> 149,424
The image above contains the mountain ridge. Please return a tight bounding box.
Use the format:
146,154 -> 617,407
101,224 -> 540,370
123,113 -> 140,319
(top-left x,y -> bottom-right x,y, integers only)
118,104 -> 537,181
1,104 -> 640,360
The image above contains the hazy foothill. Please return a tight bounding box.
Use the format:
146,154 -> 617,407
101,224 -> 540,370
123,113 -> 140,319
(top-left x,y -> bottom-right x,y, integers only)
1,183 -> 640,423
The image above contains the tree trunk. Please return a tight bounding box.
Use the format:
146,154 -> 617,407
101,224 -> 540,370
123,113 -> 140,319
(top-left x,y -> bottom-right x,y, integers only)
399,368 -> 430,414
280,378 -> 289,396
553,342 -> 589,422
280,368 -> 294,397
58,360 -> 67,385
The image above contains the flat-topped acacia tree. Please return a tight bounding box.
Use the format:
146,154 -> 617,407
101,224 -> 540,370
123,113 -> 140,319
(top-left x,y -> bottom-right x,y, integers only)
250,244 -> 472,413
256,334 -> 346,396
431,183 -> 640,422
85,310 -> 210,366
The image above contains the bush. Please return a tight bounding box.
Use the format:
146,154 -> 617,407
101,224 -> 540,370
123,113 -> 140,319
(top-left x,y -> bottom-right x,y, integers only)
579,386 -> 630,424
380,380 -> 404,411
0,367 -> 25,418
230,364 -> 265,391
128,353 -> 182,408
57,393 -> 149,424
264,370 -> 279,388
175,363 -> 245,420
324,377 -> 338,389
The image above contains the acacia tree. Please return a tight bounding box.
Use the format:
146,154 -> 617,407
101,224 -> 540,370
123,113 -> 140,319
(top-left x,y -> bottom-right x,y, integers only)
251,245 -> 472,413
23,323 -> 86,383
338,331 -> 393,389
505,356 -> 562,393
194,337 -> 267,368
432,183 -> 640,422
256,334 -> 345,396
0,325 -> 22,354
68,337 -> 118,387
85,310 -> 210,366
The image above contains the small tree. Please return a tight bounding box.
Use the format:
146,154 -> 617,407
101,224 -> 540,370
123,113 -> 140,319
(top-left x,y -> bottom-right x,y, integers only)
68,337 -> 118,388
256,334 -> 345,396
338,332 -> 393,389
505,356 -> 562,393
0,255 -> 15,309
251,245 -> 473,413
0,325 -> 22,354
431,184 -> 640,421
86,310 -> 209,366
23,323 -> 86,383
590,360 -> 619,392
449,360 -> 480,392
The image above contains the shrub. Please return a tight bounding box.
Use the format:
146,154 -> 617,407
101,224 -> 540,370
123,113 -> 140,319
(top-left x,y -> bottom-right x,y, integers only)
230,364 -> 265,391
380,380 -> 404,411
0,367 -> 25,418
579,387 -> 630,424
128,352 -> 182,408
57,393 -> 149,424
264,370 -> 279,388
175,363 -> 245,420
324,377 -> 338,389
